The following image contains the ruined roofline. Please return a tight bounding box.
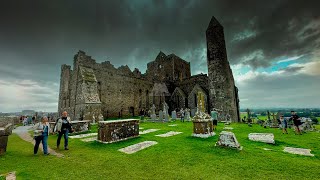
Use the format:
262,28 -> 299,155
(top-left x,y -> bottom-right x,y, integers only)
188,73 -> 208,79
167,53 -> 190,64
147,51 -> 190,66
73,50 -> 192,79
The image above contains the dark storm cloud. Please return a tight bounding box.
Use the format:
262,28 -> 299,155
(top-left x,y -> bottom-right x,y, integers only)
1,0 -> 320,71
281,66 -> 304,73
1,0 -> 320,111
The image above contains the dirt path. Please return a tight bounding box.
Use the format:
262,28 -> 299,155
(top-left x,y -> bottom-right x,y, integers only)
13,125 -> 64,157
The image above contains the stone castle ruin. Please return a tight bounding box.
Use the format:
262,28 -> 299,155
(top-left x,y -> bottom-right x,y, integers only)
58,16 -> 240,122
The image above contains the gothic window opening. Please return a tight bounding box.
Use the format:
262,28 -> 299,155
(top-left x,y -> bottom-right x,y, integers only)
139,89 -> 142,108
146,90 -> 149,108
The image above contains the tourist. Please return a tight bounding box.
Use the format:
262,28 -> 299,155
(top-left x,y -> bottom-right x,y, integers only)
27,116 -> 32,125
33,116 -> 50,155
23,116 -> 28,126
211,109 -> 218,131
180,108 -> 185,122
140,109 -> 144,120
32,116 -> 36,125
291,111 -> 302,135
56,111 -> 73,150
280,115 -> 288,134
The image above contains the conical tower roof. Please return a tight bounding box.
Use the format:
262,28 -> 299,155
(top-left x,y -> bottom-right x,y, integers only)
207,16 -> 223,30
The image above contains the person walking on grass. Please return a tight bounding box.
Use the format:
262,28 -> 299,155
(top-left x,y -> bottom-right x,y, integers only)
291,111 -> 302,135
33,116 -> 50,155
55,111 -> 73,150
180,108 -> 185,122
280,115 -> 288,134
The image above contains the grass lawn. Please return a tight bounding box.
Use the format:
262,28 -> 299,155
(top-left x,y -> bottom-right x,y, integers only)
1,121 -> 320,179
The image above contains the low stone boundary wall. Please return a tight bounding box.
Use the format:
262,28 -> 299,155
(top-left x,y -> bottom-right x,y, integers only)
97,119 -> 139,143
0,117 -> 18,127
0,123 -> 14,155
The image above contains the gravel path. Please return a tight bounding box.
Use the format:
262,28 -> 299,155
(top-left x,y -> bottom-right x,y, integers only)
13,125 -> 63,157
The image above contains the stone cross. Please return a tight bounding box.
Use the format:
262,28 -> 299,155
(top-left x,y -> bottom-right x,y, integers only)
151,104 -> 156,115
198,99 -> 203,113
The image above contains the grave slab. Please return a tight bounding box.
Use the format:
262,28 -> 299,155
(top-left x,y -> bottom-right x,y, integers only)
248,133 -> 275,144
155,131 -> 182,137
81,137 -> 97,142
139,129 -> 160,134
283,147 -> 314,156
216,131 -> 242,150
69,133 -> 97,139
118,141 -> 158,154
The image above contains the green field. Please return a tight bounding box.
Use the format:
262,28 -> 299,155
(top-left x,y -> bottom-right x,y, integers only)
1,121 -> 320,179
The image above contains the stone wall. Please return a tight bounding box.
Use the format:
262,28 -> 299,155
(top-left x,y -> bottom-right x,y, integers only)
0,117 -> 19,127
58,16 -> 240,120
145,52 -> 191,82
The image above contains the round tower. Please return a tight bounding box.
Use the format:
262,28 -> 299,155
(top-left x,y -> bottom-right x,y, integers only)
206,16 -> 240,122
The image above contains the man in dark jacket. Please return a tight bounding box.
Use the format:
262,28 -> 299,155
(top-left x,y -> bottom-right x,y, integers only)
291,111 -> 302,135
55,111 -> 73,150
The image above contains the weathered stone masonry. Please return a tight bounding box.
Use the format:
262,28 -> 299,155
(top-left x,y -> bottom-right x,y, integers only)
58,16 -> 240,122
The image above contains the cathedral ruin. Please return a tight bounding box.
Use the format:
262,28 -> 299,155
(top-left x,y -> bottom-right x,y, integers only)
58,16 -> 240,122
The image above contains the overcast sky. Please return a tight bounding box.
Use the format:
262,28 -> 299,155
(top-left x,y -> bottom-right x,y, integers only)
0,0 -> 319,112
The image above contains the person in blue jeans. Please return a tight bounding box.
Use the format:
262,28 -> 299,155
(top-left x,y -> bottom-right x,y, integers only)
33,116 -> 50,155
55,111 -> 73,150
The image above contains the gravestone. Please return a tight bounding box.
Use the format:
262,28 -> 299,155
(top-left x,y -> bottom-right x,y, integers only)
248,133 -> 275,144
171,111 -> 177,120
151,104 -> 157,121
300,118 -> 315,132
158,110 -> 163,121
163,102 -> 169,122
155,131 -> 182,137
283,147 -> 314,156
216,131 -> 242,150
118,141 -> 158,154
191,109 -> 196,117
192,100 -> 214,138
97,119 -> 139,143
139,129 -> 160,134
185,109 -> 191,121
69,133 -> 97,139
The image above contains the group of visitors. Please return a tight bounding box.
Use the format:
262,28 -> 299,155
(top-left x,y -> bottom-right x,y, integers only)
21,116 -> 36,126
32,111 -> 73,155
279,111 -> 302,135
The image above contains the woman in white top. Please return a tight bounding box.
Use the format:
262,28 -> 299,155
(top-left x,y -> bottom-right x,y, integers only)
33,116 -> 50,155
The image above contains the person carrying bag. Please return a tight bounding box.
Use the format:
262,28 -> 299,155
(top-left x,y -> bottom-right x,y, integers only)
33,116 -> 50,155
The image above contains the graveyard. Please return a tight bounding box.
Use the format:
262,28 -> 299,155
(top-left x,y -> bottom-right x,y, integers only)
1,1 -> 320,180
1,120 -> 319,179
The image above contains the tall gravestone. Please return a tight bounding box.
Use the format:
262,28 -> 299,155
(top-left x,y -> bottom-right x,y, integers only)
151,104 -> 157,121
163,102 -> 169,122
158,110 -> 163,121
206,16 -> 240,122
185,108 -> 191,121
171,111 -> 177,120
